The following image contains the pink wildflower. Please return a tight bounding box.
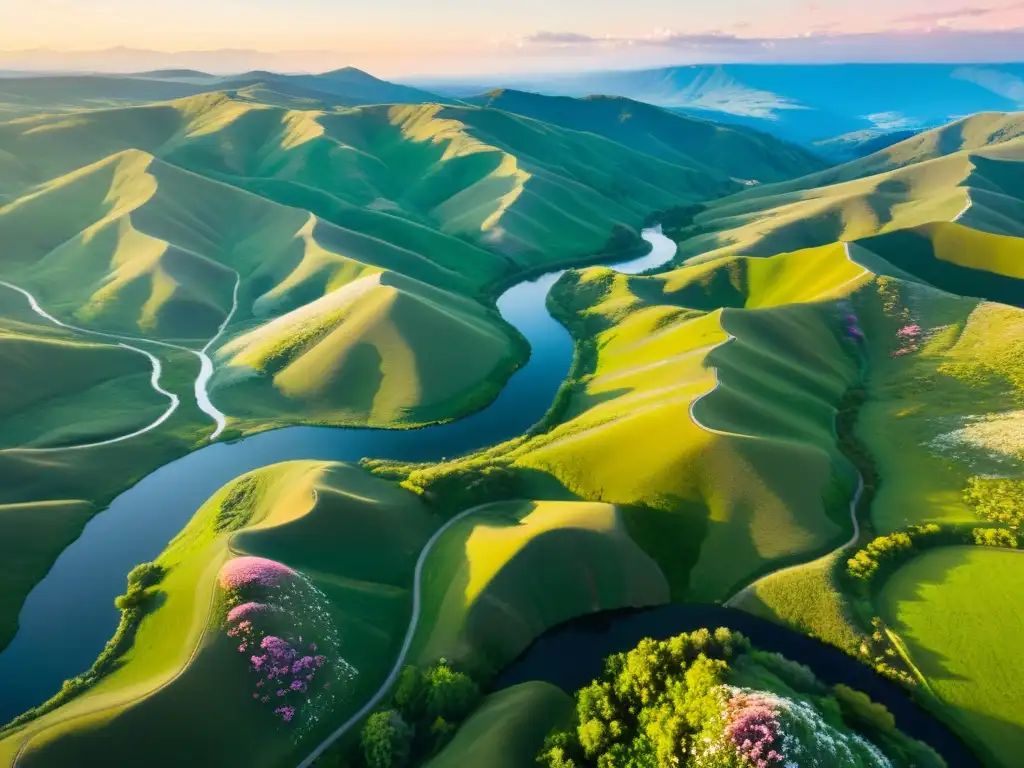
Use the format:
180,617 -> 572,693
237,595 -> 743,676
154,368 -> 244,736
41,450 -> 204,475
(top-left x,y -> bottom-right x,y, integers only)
238,643 -> 247,653
219,557 -> 296,590
277,689 -> 286,697
897,324 -> 922,338
251,655 -> 266,670
290,679 -> 307,692
724,692 -> 786,768
227,602 -> 272,623
274,706 -> 296,723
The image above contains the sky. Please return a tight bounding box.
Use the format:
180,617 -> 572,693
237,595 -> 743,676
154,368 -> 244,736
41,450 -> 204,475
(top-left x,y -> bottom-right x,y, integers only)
1,0 -> 1023,75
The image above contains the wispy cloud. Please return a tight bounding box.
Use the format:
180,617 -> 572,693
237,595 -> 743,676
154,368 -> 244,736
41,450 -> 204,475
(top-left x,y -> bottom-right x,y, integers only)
525,31 -> 602,45
896,2 -> 1024,25
518,27 -> 1024,63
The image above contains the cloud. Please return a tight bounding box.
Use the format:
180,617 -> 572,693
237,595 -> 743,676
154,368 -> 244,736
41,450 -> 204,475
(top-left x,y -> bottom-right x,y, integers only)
524,31 -> 602,45
896,2 -> 1024,25
518,27 -> 1024,63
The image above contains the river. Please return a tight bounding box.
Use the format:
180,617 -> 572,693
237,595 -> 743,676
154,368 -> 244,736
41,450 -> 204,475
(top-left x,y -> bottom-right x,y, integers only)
0,228 -> 677,724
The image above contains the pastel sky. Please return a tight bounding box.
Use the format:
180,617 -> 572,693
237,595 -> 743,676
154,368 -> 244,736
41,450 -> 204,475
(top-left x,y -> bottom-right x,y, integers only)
1,0 -> 1023,75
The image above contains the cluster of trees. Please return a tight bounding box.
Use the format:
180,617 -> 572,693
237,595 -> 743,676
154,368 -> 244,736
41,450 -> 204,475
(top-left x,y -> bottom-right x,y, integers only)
359,659 -> 481,768
963,477 -> 1024,530
538,628 -> 750,767
401,463 -> 522,515
847,523 -> 1018,587
536,628 -> 942,768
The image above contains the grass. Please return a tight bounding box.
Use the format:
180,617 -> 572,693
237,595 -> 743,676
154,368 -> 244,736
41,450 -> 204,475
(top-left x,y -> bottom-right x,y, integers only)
667,114 -> 1024,268
410,500 -> 671,677
0,462 -> 438,766
465,89 -> 824,183
855,276 -> 1024,533
382,241 -> 869,605
0,89 -> 739,436
426,681 -> 573,768
879,546 -> 1024,768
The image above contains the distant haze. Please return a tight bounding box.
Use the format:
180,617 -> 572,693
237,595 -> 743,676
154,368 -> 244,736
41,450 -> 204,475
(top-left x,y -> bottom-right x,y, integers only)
3,0 -> 1024,76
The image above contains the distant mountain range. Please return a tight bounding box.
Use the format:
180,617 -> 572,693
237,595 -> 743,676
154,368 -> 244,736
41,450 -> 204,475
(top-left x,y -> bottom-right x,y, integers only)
420,63 -> 1024,147
0,67 -> 447,117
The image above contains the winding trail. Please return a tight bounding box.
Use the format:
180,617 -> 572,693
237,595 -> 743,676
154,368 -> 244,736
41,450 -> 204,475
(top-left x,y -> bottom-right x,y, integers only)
678,243 -> 872,607
295,504 -> 486,768
12,344 -> 181,453
0,277 -> 238,446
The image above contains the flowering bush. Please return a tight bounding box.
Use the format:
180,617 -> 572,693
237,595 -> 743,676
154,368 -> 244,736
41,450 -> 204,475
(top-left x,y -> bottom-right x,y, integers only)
892,323 -> 922,357
724,692 -> 785,767
719,688 -> 893,767
219,556 -> 357,736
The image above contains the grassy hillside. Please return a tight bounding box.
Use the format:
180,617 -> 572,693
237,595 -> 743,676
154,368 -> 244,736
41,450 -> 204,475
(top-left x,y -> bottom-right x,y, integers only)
669,117 -> 1024,266
426,682 -> 572,768
466,89 -> 825,183
880,547 -> 1024,768
0,462 -> 437,766
0,91 -> 734,432
385,242 -> 869,605
411,500 -> 670,675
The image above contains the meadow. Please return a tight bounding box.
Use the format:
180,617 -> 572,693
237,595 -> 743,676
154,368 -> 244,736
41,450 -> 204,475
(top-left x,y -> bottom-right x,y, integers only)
879,547 -> 1024,768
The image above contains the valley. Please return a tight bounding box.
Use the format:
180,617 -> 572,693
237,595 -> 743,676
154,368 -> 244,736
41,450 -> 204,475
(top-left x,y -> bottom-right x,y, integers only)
0,61 -> 1021,768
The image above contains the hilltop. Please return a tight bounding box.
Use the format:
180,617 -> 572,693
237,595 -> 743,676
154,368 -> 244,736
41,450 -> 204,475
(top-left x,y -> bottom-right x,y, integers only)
465,88 -> 825,183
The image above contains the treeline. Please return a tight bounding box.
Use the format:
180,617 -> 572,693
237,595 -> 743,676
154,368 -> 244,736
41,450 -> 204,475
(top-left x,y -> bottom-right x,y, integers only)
847,523 -> 1019,587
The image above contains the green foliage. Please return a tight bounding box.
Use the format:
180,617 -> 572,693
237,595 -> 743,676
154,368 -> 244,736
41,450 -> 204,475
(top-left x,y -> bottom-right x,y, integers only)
847,522 -> 1021,588
126,561 -> 167,590
361,710 -> 413,768
424,658 -> 481,723
536,628 -> 942,768
404,464 -> 522,515
357,659 -> 481,766
538,628 -> 746,768
964,477 -> 1024,530
973,527 -> 1018,548
214,474 -> 264,533
0,560 -> 166,737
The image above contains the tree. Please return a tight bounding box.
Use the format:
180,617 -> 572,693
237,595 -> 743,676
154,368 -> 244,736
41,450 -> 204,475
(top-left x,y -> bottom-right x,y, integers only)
126,562 -> 166,590
424,659 -> 480,723
361,710 -> 413,768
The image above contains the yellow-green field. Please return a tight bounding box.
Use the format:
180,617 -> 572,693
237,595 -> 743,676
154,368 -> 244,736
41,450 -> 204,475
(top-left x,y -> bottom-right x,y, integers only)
411,500 -> 670,674
879,547 -> 1024,768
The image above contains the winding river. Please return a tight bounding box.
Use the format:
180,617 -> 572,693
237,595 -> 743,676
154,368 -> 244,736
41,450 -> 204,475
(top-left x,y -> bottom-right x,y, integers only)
0,228 -> 678,724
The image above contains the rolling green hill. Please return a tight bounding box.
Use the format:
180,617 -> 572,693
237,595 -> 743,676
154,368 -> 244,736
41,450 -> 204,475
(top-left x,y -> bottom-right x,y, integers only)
669,114 -> 1024,266
0,91 -> 737,432
465,89 -> 826,183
